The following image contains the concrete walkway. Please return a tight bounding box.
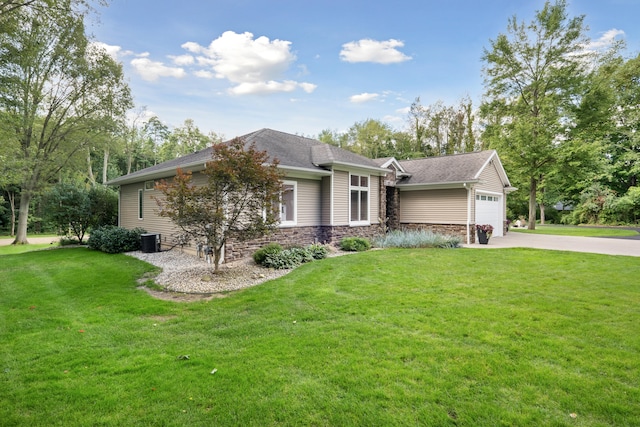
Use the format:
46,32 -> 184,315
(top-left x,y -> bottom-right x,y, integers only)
463,231 -> 640,257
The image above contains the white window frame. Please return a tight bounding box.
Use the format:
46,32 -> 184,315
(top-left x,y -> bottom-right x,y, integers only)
279,180 -> 297,227
349,173 -> 370,226
137,189 -> 144,220
144,180 -> 155,191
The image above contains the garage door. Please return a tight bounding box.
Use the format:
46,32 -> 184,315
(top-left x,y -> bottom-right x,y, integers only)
475,193 -> 503,237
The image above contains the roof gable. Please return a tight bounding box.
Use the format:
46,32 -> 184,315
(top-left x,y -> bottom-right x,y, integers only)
396,150 -> 510,188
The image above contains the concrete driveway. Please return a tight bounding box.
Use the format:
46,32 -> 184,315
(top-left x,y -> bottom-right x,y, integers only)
464,231 -> 640,257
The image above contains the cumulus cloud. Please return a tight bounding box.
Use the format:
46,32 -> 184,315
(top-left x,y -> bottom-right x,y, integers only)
194,70 -> 215,79
131,56 -> 187,81
180,31 -> 316,95
340,39 -> 412,64
170,54 -> 195,66
583,28 -> 625,53
89,41 -> 133,60
350,92 -> 380,103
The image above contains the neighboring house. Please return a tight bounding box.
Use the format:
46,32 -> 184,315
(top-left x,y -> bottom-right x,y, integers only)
107,128 -> 514,261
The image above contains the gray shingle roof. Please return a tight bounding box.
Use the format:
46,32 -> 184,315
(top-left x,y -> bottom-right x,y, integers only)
397,151 -> 497,185
107,128 -> 386,185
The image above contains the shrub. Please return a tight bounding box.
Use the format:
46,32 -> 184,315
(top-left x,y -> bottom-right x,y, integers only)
307,243 -> 329,260
253,242 -> 283,265
258,244 -> 329,269
340,237 -> 371,252
263,247 -> 307,269
373,230 -> 461,249
88,226 -> 147,254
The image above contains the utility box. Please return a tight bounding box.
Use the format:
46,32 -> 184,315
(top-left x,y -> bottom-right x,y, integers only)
141,233 -> 160,253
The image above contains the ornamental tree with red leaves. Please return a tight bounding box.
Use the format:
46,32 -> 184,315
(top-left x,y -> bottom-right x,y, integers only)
154,138 -> 284,272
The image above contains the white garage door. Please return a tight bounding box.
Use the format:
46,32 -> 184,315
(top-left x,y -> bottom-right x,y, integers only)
475,193 -> 503,237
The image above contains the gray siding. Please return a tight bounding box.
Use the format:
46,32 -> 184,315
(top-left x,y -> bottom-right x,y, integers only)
333,170 -> 349,225
476,162 -> 504,193
321,176 -> 332,226
400,188 -> 468,224
370,175 -> 380,224
120,180 -> 181,245
294,178 -> 322,226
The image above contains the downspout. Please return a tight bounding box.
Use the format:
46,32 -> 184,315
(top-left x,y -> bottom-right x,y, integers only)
465,183 -> 472,245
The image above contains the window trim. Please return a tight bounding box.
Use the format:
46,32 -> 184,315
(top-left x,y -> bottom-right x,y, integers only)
349,173 -> 370,226
144,180 -> 155,191
279,180 -> 297,227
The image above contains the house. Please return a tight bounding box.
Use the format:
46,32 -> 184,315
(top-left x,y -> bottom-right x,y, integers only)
376,151 -> 515,244
107,129 -> 514,261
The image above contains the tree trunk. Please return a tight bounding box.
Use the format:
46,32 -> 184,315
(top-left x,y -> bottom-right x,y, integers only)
7,190 -> 16,236
12,190 -> 32,245
102,147 -> 109,184
539,174 -> 545,225
87,148 -> 96,186
213,245 -> 222,273
528,176 -> 537,230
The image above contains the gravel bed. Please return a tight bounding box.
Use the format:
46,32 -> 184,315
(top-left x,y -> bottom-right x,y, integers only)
126,249 -> 293,294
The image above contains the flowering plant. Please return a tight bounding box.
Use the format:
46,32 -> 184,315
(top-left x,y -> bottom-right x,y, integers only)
476,224 -> 494,234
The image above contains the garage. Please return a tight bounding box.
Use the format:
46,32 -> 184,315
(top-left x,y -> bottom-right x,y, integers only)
475,193 -> 503,237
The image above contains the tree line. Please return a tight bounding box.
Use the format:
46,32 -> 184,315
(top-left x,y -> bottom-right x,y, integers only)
1,0 -> 639,243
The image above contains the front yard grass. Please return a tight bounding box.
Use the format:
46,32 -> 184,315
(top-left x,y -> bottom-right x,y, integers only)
510,224 -> 638,237
1,247 -> 638,426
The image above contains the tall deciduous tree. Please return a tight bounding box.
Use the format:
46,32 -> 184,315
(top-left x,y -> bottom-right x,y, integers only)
154,138 -> 284,272
481,0 -> 588,229
0,0 -> 131,244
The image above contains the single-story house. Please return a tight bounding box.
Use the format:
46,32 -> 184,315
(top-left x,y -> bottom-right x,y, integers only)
107,128 -> 514,261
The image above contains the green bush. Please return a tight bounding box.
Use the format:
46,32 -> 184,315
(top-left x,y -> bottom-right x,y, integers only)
373,230 -> 461,249
262,248 -> 306,269
88,226 -> 147,254
257,244 -> 329,269
253,242 -> 283,265
307,243 -> 329,260
340,237 -> 371,252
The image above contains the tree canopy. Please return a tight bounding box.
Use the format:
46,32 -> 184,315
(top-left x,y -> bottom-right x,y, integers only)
480,0 -> 590,229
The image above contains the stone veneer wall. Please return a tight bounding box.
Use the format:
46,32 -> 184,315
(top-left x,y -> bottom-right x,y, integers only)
223,224 -> 385,262
401,223 -> 474,244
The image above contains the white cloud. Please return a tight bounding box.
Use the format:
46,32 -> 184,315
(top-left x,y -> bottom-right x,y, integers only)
396,106 -> 411,115
584,28 -> 625,53
89,41 -> 134,60
180,31 -> 316,95
170,54 -> 195,66
340,39 -> 412,64
194,70 -> 215,79
229,80 -> 317,96
130,57 -> 187,81
350,92 -> 380,103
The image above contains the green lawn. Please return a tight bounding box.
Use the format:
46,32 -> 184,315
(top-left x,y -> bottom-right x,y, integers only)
0,243 -> 57,255
1,248 -> 639,426
510,224 -> 639,237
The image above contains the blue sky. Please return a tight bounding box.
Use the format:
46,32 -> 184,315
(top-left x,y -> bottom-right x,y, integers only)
89,0 -> 640,140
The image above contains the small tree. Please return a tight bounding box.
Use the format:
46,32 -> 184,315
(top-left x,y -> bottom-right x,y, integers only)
155,138 -> 284,272
44,182 -> 92,242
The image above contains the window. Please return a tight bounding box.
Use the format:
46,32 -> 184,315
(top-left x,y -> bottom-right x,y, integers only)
280,181 -> 296,225
350,174 -> 369,224
138,189 -> 144,220
144,180 -> 155,190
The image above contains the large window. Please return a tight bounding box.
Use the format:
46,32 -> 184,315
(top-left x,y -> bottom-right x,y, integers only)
280,181 -> 297,226
350,174 -> 369,224
138,189 -> 144,220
